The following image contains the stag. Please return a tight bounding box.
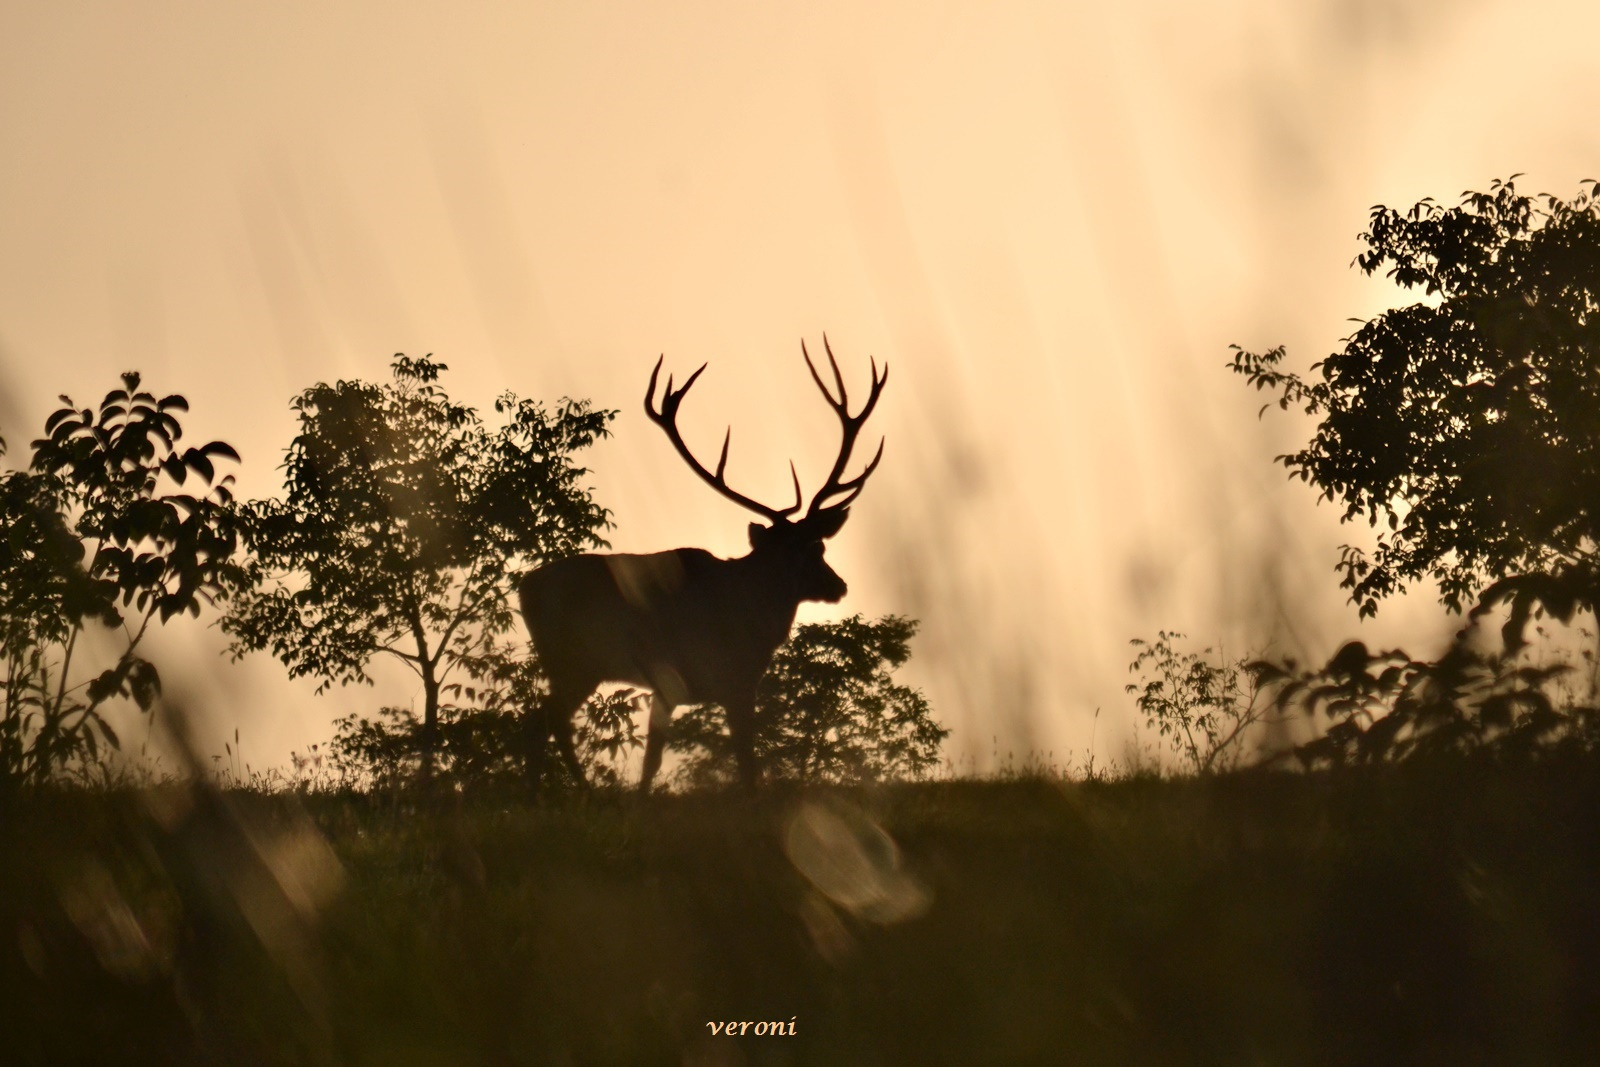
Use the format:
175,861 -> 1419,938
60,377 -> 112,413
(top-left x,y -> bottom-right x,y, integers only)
518,337 -> 887,792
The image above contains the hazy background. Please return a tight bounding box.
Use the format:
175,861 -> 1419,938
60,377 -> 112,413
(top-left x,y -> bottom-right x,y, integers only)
2,0 -> 1596,774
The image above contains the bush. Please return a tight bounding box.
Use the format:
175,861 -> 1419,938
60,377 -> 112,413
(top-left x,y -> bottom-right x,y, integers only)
331,690 -> 644,792
1126,631 -> 1281,774
1259,636 -> 1600,768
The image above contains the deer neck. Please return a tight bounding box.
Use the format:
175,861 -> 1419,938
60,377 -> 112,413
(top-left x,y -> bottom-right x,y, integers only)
734,550 -> 805,638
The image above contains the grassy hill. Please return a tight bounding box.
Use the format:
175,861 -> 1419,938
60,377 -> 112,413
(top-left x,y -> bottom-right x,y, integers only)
4,760 -> 1599,1064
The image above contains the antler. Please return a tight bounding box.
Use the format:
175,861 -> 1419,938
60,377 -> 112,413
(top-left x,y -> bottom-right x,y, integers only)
645,356 -> 803,522
801,334 -> 888,517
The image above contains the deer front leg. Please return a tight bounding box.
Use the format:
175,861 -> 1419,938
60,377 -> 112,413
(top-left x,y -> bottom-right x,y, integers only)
724,693 -> 761,794
521,705 -> 550,792
639,692 -> 674,793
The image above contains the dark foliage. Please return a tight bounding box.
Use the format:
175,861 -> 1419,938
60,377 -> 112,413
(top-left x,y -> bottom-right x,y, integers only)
1232,178 -> 1600,636
223,355 -> 614,777
327,615 -> 943,792
669,615 -> 945,787
0,376 -> 242,788
330,689 -> 644,792
1256,637 -> 1600,769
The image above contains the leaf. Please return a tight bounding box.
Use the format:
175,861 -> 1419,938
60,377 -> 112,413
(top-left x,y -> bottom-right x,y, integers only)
183,449 -> 215,483
1327,641 -> 1371,678
86,668 -> 125,706
44,407 -> 81,437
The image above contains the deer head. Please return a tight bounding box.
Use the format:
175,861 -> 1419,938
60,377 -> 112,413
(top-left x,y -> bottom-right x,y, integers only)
644,336 -> 887,603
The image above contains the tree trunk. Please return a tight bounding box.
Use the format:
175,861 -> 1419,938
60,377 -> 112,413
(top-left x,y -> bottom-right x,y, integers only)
420,659 -> 440,787
406,599 -> 439,789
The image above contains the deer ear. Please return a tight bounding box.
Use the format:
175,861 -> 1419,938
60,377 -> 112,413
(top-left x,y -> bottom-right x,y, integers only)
807,508 -> 850,540
748,522 -> 770,549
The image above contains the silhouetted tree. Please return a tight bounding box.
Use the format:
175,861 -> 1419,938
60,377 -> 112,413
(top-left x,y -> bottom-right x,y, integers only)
0,377 -> 242,788
1233,178 -> 1600,763
1233,178 -> 1600,648
224,355 -> 614,780
668,614 -> 945,786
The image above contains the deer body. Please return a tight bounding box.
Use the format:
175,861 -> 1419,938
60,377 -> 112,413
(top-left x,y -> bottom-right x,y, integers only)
520,338 -> 884,792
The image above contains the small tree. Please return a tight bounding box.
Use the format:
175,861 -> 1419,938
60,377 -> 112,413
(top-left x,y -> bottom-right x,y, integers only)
1232,178 -> 1600,645
1126,632 -> 1278,774
669,615 -> 945,787
0,377 -> 242,788
224,355 -> 614,779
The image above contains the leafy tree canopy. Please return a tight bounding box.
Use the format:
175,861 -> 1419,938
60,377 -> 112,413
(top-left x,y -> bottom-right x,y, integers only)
1233,178 -> 1600,638
224,355 -> 614,765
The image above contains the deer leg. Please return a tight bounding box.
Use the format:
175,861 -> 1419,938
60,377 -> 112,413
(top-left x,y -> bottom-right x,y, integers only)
639,693 -> 674,793
524,682 -> 591,791
521,706 -> 550,790
553,711 -> 586,787
724,693 -> 761,794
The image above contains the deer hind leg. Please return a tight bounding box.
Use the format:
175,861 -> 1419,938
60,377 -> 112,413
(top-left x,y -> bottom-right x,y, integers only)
552,709 -> 586,786
524,680 -> 593,791
639,693 -> 674,793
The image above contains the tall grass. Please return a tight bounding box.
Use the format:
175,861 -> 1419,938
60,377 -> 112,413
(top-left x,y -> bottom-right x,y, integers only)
4,757 -> 1598,1063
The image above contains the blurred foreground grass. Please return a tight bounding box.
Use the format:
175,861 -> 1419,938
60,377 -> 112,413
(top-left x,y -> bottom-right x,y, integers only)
4,760 -> 1599,1064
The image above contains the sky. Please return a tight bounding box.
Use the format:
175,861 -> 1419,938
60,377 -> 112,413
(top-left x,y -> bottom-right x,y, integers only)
3,0 -> 1599,775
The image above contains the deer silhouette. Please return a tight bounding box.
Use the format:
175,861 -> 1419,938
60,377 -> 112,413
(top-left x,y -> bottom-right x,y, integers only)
518,337 -> 887,792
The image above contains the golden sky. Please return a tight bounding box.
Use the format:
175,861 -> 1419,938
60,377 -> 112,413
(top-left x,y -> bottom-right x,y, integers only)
3,0 -> 1599,772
